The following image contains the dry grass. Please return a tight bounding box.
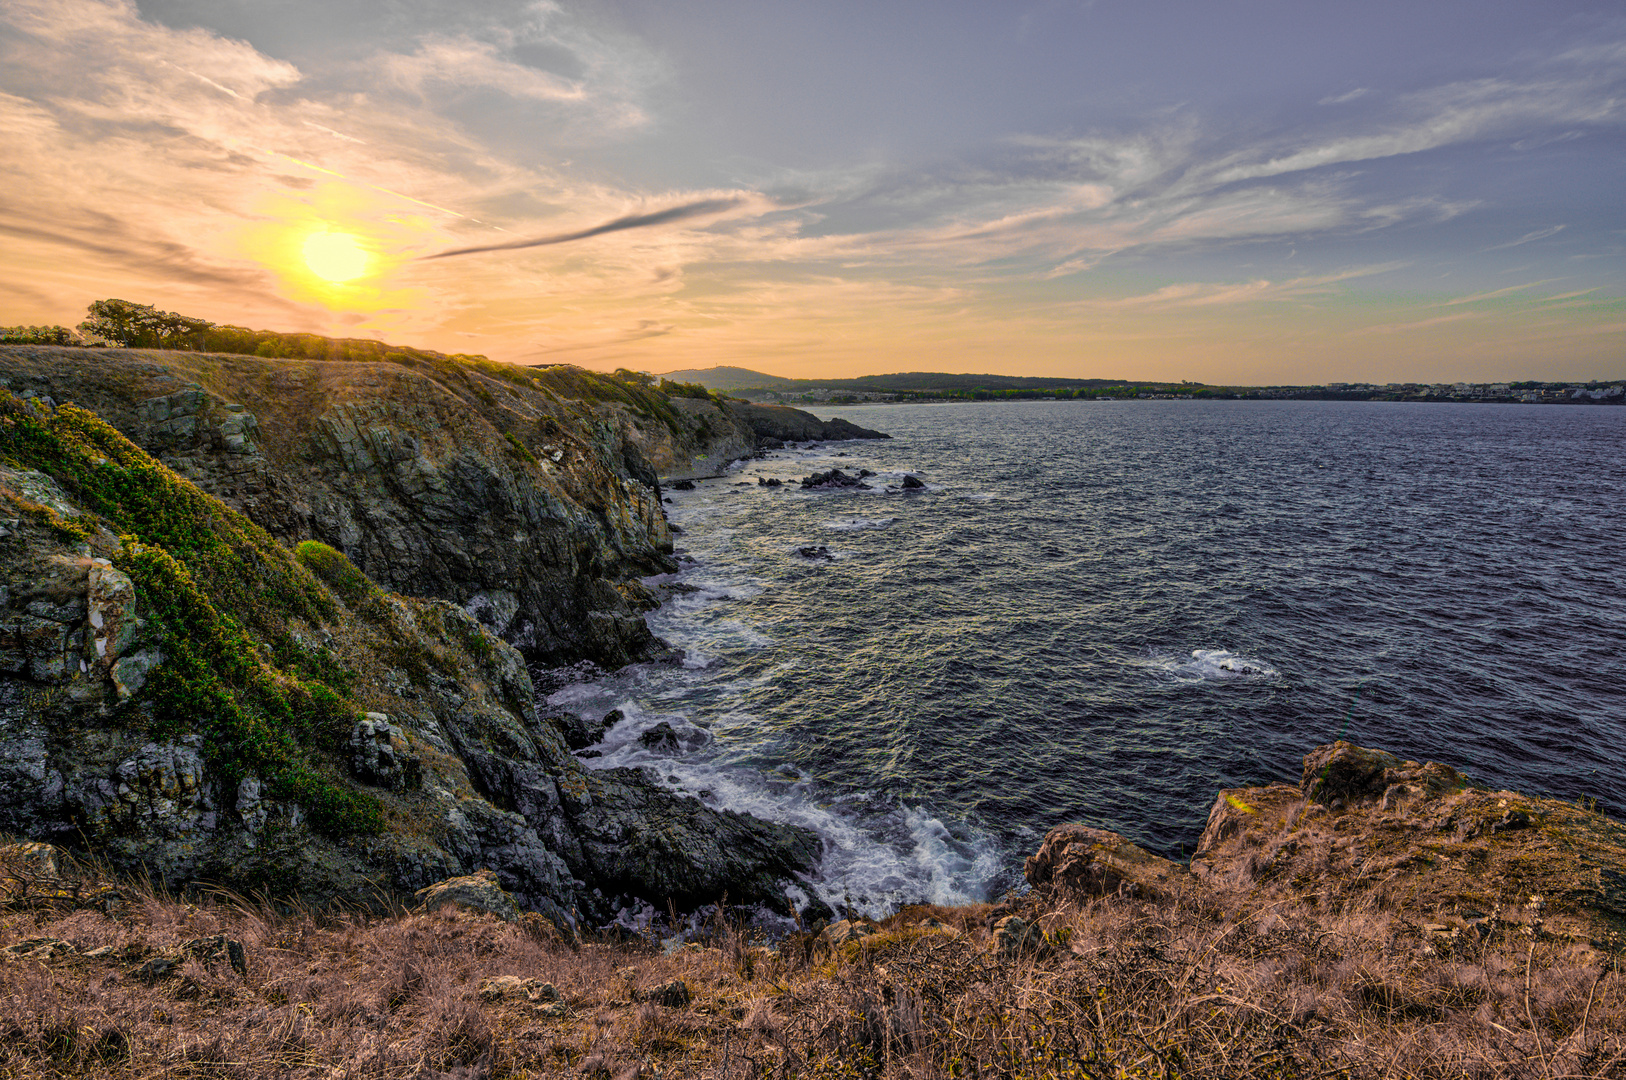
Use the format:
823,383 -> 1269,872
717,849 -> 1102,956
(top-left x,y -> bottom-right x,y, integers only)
1,860 -> 1622,1079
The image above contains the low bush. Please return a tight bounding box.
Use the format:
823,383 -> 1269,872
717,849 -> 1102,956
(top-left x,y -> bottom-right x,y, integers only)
294,540 -> 377,608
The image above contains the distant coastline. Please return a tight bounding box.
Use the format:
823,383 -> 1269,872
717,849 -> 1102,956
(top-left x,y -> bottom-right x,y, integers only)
659,364 -> 1626,406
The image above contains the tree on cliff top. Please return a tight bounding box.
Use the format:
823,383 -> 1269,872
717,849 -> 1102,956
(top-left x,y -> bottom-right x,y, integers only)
78,298 -> 213,350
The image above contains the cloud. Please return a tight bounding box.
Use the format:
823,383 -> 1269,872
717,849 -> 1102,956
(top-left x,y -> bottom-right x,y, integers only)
1486,224 -> 1565,250
1440,281 -> 1554,306
1355,312 -> 1481,335
1319,88 -> 1370,105
1089,264 -> 1408,309
423,197 -> 752,258
1208,70 -> 1625,186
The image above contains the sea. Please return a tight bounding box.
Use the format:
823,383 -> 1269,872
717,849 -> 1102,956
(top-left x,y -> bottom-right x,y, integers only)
545,399 -> 1626,921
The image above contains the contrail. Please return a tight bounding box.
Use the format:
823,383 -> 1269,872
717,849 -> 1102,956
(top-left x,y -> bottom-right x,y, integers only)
421,197 -> 744,259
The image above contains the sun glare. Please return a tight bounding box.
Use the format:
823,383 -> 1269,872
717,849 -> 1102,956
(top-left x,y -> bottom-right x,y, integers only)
302,230 -> 370,283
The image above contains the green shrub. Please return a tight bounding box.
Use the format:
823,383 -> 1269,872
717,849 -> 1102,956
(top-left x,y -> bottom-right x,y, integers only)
0,393 -> 378,838
294,541 -> 377,608
0,325 -> 81,346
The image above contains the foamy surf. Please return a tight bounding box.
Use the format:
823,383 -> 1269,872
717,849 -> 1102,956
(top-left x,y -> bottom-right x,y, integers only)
1132,648 -> 1280,682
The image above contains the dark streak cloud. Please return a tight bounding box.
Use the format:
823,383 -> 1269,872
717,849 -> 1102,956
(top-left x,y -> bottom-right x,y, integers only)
422,197 -> 744,259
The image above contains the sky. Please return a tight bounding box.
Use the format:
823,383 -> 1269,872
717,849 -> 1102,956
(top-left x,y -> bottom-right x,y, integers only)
1,0 -> 1623,384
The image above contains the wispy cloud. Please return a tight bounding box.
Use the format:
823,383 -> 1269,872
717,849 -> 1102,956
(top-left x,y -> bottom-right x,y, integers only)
1088,264 -> 1408,309
1319,88 -> 1370,105
1356,311 -> 1481,335
1440,281 -> 1555,305
1486,224 -> 1565,250
423,196 -> 755,258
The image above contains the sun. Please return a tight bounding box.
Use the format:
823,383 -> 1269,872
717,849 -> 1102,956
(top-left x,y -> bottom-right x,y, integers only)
302,230 -> 371,283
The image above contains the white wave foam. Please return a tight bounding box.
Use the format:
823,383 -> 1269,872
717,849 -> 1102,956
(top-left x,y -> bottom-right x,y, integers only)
1133,648 -> 1279,682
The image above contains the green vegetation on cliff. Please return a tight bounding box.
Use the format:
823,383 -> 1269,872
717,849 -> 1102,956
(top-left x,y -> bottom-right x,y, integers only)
0,393 -> 381,837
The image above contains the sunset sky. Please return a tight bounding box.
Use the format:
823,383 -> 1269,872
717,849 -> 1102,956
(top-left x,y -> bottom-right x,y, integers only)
2,0 -> 1622,383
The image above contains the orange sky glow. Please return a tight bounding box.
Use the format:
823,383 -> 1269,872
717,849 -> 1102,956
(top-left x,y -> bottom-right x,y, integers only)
1,0 -> 1622,384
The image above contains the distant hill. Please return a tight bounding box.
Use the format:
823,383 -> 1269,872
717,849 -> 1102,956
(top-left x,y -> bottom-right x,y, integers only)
656,366 -> 1134,396
657,366 -> 799,391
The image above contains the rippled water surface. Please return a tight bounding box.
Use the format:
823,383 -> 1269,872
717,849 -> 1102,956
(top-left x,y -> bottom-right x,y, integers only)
553,400 -> 1626,916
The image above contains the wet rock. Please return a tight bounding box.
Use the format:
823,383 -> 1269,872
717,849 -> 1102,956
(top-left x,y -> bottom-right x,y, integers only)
757,477 -> 783,487
1025,824 -> 1187,900
668,479 -> 696,490
414,868 -> 521,922
638,722 -> 681,753
552,708 -> 618,752
799,469 -> 870,490
564,767 -> 818,913
901,474 -> 925,490
797,545 -> 833,560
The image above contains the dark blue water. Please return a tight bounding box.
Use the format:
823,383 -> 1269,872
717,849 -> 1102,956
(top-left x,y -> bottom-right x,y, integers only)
553,400 -> 1626,917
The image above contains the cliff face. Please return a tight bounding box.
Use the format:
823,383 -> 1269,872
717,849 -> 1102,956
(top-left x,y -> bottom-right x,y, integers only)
0,346 -> 830,925
0,347 -> 693,667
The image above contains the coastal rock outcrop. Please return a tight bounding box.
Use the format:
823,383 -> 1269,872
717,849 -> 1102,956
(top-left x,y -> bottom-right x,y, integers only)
1028,742 -> 1626,948
1188,742 -> 1626,944
1024,824 -> 1187,900
0,347 -> 679,668
0,353 -> 822,928
725,401 -> 890,445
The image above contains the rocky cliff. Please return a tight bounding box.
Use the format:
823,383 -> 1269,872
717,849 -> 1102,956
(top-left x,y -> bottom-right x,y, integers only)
1026,741 -> 1626,951
0,344 -> 860,926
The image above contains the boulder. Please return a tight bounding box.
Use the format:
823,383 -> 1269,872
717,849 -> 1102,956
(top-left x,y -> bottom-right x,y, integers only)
799,469 -> 870,490
561,767 -> 819,914
0,841 -> 61,879
638,722 -> 681,753
901,474 -> 925,490
1301,741 -> 1402,805
414,869 -> 521,922
757,477 -> 783,487
1024,824 -> 1187,900
668,479 -> 696,491
797,545 -> 833,560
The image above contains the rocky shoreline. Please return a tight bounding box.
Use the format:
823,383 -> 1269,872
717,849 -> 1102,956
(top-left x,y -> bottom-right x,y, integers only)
0,345 -> 883,929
